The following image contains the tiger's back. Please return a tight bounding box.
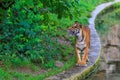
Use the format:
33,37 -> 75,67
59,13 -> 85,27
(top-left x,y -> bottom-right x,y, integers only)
82,26 -> 90,47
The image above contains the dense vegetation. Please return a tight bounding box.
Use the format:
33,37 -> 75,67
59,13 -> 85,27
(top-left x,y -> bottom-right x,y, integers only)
0,0 -> 113,79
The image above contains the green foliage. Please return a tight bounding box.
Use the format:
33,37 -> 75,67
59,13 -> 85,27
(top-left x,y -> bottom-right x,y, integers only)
43,60 -> 54,68
0,0 -> 59,68
0,0 -> 14,22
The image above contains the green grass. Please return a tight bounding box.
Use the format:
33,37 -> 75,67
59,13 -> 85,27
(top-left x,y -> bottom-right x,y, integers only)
0,57 -> 76,80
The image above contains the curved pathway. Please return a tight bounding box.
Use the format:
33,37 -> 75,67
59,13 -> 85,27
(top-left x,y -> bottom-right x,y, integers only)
46,0 -> 120,80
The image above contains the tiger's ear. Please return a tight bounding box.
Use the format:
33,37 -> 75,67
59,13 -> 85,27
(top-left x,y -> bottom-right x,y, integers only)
74,21 -> 82,28
74,21 -> 79,26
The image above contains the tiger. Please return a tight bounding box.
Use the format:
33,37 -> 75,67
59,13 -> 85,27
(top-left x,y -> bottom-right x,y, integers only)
68,21 -> 90,66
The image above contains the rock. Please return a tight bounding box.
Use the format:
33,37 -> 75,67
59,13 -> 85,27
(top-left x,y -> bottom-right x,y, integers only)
101,49 -> 107,60
99,61 -> 106,71
100,25 -> 120,80
106,47 -> 120,62
107,25 -> 120,46
55,61 -> 64,68
106,64 -> 116,74
100,25 -> 120,71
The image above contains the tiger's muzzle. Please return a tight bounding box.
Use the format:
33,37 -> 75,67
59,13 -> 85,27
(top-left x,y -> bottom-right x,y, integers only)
68,29 -> 80,36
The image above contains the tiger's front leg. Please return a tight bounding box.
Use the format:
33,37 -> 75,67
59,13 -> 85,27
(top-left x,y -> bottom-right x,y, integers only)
81,47 -> 89,66
81,50 -> 89,62
75,47 -> 82,66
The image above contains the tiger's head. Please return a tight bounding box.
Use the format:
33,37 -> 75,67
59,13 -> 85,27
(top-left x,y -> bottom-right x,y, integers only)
68,21 -> 82,36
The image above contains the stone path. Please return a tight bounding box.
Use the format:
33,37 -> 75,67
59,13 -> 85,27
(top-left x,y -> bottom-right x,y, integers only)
45,0 -> 120,80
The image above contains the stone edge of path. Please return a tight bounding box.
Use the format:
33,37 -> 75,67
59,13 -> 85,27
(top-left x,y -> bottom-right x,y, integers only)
45,0 -> 120,80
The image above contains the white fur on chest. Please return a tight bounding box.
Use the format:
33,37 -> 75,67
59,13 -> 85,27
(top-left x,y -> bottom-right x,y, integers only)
76,41 -> 86,50
75,31 -> 86,50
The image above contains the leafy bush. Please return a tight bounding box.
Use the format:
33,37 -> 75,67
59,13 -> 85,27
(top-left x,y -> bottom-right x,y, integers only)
0,0 -> 14,22
0,0 -> 59,68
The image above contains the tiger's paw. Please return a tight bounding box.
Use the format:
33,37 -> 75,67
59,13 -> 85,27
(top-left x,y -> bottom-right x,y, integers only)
76,63 -> 87,67
76,63 -> 81,66
80,62 -> 87,67
81,64 -> 87,67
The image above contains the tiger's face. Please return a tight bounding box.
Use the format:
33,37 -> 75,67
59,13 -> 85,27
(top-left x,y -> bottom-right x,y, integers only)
68,22 -> 82,36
